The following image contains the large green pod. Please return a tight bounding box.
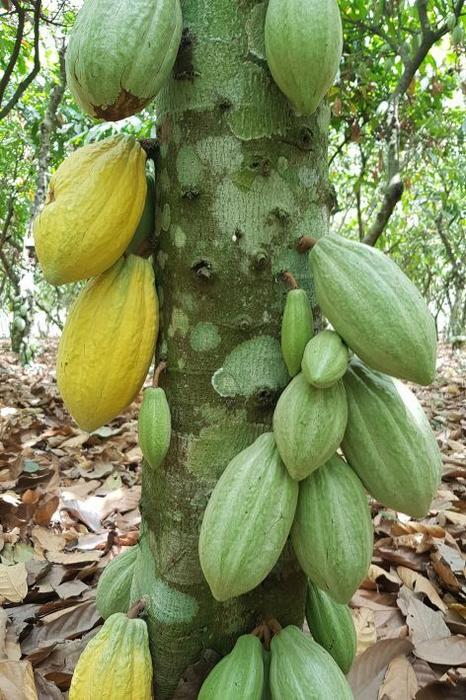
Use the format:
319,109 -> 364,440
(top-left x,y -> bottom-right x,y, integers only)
198,634 -> 264,699
309,234 -> 437,385
270,626 -> 354,700
265,0 -> 343,116
305,580 -> 357,674
273,373 -> 347,481
66,0 -> 183,120
138,385 -> 171,472
301,329 -> 349,388
199,433 -> 298,602
96,546 -> 138,620
291,454 -> 373,603
342,359 -> 442,518
281,288 -> 314,377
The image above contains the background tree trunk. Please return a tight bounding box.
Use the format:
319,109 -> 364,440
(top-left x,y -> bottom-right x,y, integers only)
132,2 -> 332,697
11,45 -> 66,362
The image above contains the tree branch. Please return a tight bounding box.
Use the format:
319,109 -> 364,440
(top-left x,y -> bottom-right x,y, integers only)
0,0 -> 42,120
0,0 -> 26,109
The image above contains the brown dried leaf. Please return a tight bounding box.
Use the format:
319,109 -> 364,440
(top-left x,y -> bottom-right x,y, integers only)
0,660 -> 38,700
414,636 -> 466,666
378,654 -> 418,699
397,586 -> 450,646
416,678 -> 466,699
397,567 -> 447,612
347,638 -> 414,700
353,607 -> 377,655
0,563 -> 28,603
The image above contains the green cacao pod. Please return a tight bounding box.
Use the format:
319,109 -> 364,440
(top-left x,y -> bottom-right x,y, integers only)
270,626 -> 354,700
305,580 -> 356,674
262,649 -> 272,700
198,634 -> 265,699
309,234 -> 437,385
281,288 -> 314,377
69,612 -> 152,699
272,373 -> 347,481
265,0 -> 343,116
291,454 -> 373,603
199,433 -> 298,601
65,0 -> 183,120
138,386 -> 171,472
127,173 -> 155,255
301,330 -> 349,388
342,359 -> 442,518
96,546 -> 138,620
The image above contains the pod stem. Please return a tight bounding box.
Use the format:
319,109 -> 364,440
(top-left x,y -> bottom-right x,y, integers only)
139,138 -> 159,161
251,621 -> 272,649
297,236 -> 317,253
265,616 -> 282,636
152,361 -> 167,388
282,271 -> 299,290
127,599 -> 146,619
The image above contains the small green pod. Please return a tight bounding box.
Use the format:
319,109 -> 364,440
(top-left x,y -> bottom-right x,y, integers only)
198,634 -> 265,699
270,626 -> 353,699
301,329 -> 349,388
127,172 -> 155,255
138,385 -> 171,471
96,546 -> 139,620
281,288 -> 314,377
305,580 -> 357,674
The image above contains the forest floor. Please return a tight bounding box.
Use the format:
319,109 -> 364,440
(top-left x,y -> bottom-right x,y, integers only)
0,339 -> 465,700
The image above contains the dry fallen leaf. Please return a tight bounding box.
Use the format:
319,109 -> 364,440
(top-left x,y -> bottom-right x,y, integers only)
0,659 -> 38,700
396,566 -> 447,612
347,638 -> 414,700
0,563 -> 28,603
414,635 -> 466,665
378,654 -> 418,699
353,607 -> 377,655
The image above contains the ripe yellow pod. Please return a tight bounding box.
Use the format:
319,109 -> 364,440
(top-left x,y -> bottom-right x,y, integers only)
57,255 -> 158,432
34,135 -> 147,285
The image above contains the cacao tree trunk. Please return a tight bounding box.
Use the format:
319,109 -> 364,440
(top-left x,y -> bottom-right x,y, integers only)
133,2 -> 332,696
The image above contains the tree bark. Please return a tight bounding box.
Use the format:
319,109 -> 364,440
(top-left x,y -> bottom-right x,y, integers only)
132,2 -> 331,697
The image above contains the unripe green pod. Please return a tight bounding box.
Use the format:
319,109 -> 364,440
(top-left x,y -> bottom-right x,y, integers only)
281,287 -> 314,377
198,634 -> 265,699
305,580 -> 357,674
127,172 -> 155,255
138,385 -> 171,471
96,546 -> 139,620
301,329 -> 349,388
270,626 -> 353,699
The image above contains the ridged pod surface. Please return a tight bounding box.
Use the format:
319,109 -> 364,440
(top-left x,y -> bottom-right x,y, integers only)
198,634 -> 264,699
34,135 -> 147,285
270,626 -> 354,700
69,613 -> 152,699
127,172 -> 156,255
291,454 -> 373,603
309,234 -> 437,385
138,386 -> 171,471
281,288 -> 314,377
96,546 -> 138,620
301,330 -> 349,388
272,373 -> 347,481
265,0 -> 343,116
198,433 -> 298,602
342,359 -> 442,518
66,0 -> 183,120
305,580 -> 356,674
57,256 -> 158,432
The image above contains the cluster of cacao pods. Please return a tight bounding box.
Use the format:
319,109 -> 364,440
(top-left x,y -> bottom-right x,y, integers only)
35,0 -> 186,433
198,622 -> 354,699
198,232 -> 440,690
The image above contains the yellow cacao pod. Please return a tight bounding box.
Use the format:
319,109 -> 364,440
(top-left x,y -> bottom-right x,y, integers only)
34,135 -> 147,285
69,612 -> 152,700
57,255 -> 158,432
